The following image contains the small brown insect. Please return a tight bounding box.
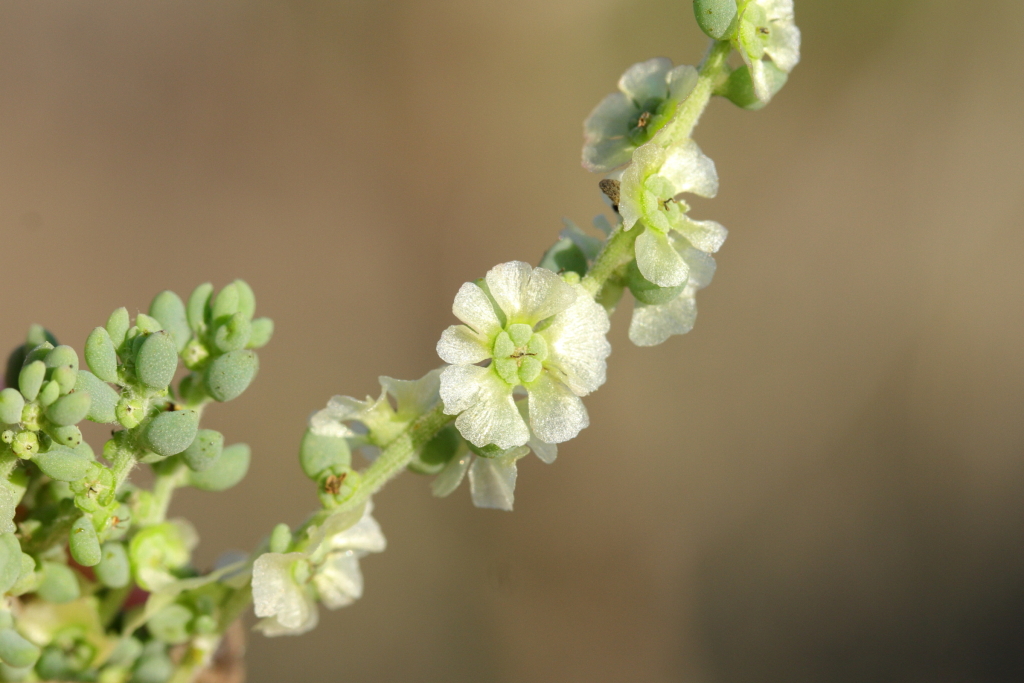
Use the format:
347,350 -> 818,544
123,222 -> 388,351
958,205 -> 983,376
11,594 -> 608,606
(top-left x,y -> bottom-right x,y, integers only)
509,351 -> 536,360
758,26 -> 770,35
324,472 -> 347,496
599,179 -> 621,213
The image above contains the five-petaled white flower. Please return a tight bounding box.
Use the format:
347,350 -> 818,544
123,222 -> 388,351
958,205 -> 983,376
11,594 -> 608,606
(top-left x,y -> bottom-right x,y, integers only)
618,139 -> 726,288
629,237 -> 716,347
252,503 -> 386,637
437,261 -> 610,450
582,58 -> 698,173
734,0 -> 800,103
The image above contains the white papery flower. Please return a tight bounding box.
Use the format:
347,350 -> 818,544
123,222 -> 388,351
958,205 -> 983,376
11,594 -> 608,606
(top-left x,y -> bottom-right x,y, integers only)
252,503 -> 386,636
735,0 -> 801,103
629,238 -> 717,347
310,369 -> 442,450
582,58 -> 699,173
618,140 -> 726,288
430,401 -> 557,511
437,262 -> 610,450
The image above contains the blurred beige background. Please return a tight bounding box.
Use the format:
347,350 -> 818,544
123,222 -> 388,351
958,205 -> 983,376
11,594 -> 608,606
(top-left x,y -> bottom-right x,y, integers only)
2,0 -> 1023,681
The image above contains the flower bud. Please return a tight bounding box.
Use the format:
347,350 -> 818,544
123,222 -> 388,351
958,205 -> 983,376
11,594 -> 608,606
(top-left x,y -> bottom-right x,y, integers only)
0,534 -> 23,595
539,238 -> 588,278
37,561 -> 80,603
204,349 -> 258,402
135,331 -> 178,390
211,283 -> 240,321
186,283 -> 214,334
148,604 -> 193,645
106,307 -> 131,349
299,429 -> 351,480
149,290 -> 191,353
11,432 -> 38,459
0,629 -> 40,669
17,361 -> 45,402
269,523 -> 291,554
129,521 -> 196,591
247,318 -> 274,350
74,371 -> 119,424
0,390 -> 24,426
181,429 -> 224,472
85,327 -> 119,383
115,397 -> 145,429
34,445 -> 91,481
694,0 -> 739,40
187,443 -> 250,491
69,515 -> 101,567
626,259 -> 687,305
212,312 -> 252,353
144,410 -> 199,457
45,391 -> 91,427
36,379 -> 60,408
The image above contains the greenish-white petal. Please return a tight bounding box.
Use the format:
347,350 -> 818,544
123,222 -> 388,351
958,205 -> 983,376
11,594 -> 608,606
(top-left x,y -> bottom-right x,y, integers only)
468,451 -> 525,511
452,282 -> 502,337
431,451 -> 472,498
252,552 -> 317,635
659,140 -> 719,198
324,509 -> 386,556
636,227 -> 689,288
484,261 -> 576,324
583,137 -> 635,174
675,216 -> 728,254
619,143 -> 666,231
666,64 -> 699,100
560,218 -> 604,261
526,373 -> 590,444
767,21 -> 800,72
516,401 -> 558,464
628,291 -> 699,347
749,58 -> 771,102
618,57 -> 673,103
380,368 -> 442,418
313,552 -> 363,609
583,92 -> 634,140
437,324 -> 491,366
676,240 -> 717,290
441,365 -> 529,449
539,284 -> 611,396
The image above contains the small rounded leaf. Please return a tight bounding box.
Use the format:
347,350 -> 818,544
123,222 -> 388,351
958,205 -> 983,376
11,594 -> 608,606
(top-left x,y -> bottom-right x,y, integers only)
45,391 -> 91,427
539,238 -> 588,278
144,410 -> 200,457
43,346 -> 78,375
148,604 -> 193,645
204,350 -> 258,402
135,314 -> 163,335
133,650 -> 174,683
51,366 -> 77,395
136,332 -> 178,390
718,62 -> 789,110
0,534 -> 23,595
74,371 -> 119,424
187,283 -> 214,334
106,307 -> 131,348
211,283 -> 240,321
37,562 -> 80,603
694,0 -> 739,39
0,390 -> 24,426
299,429 -> 351,480
34,446 -> 91,481
187,443 -> 250,491
410,424 -> 461,475
246,318 -> 274,349
45,424 -> 83,448
95,542 -> 131,588
22,342 -> 53,367
36,380 -> 60,408
149,291 -> 191,353
0,629 -> 40,669
212,313 -> 251,353
17,361 -> 45,402
269,523 -> 291,554
233,280 -> 256,320
181,429 -> 224,472
69,516 -> 101,567
85,327 -> 118,383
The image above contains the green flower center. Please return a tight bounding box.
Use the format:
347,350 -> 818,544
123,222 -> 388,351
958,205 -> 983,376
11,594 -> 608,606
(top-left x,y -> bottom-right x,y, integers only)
492,323 -> 549,386
627,97 -> 677,146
